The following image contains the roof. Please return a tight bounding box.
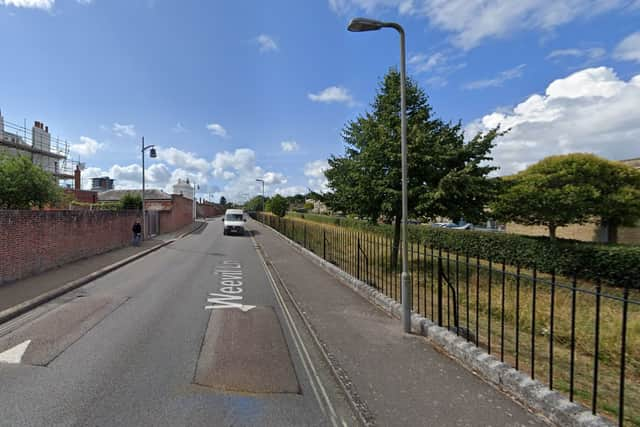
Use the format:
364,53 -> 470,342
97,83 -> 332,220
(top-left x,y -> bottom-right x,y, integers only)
621,158 -> 640,169
97,189 -> 172,202
225,209 -> 244,214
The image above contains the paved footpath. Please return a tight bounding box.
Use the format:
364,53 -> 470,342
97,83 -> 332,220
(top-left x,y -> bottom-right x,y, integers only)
250,219 -> 548,427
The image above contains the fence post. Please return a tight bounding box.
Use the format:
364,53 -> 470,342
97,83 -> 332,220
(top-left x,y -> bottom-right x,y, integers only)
357,235 -> 361,280
437,249 -> 443,327
323,229 -> 326,260
304,224 -> 307,248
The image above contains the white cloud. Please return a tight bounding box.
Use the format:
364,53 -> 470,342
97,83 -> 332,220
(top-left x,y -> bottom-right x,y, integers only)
206,123 -> 228,138
281,141 -> 299,152
76,0 -> 92,4
308,86 -> 355,106
409,52 -> 446,73
210,148 -> 291,202
262,171 -> 287,185
547,47 -> 606,61
112,122 -> 136,137
467,67 -> 640,176
463,64 -> 526,90
272,185 -> 308,197
0,0 -> 54,9
70,136 -> 103,157
304,159 -> 330,193
330,0 -> 634,50
256,34 -> 278,53
614,31 -> 640,63
212,148 -> 256,178
157,147 -> 210,173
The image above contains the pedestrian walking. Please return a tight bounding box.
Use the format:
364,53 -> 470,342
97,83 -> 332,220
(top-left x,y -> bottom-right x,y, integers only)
132,218 -> 142,246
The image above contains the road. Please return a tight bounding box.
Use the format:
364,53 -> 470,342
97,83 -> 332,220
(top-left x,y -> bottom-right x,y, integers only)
0,219 -> 357,427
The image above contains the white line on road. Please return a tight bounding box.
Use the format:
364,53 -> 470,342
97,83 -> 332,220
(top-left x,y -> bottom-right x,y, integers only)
0,340 -> 31,364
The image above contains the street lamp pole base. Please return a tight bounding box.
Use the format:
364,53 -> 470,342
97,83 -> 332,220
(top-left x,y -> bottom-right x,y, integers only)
401,272 -> 411,333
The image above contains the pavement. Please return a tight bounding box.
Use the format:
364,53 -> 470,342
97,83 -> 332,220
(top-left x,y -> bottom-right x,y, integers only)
0,221 -> 203,312
0,218 -> 357,426
249,219 -> 548,427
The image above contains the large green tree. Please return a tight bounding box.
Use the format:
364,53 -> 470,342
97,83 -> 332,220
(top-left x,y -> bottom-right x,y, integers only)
492,153 -> 640,242
244,195 -> 266,211
325,69 -> 500,266
0,155 -> 62,209
268,194 -> 289,217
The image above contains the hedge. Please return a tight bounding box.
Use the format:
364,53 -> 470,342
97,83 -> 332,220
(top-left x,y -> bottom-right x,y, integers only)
284,212 -> 640,288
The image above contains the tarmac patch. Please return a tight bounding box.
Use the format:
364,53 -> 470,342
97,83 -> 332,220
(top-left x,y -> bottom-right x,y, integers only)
0,296 -> 127,366
194,306 -> 300,394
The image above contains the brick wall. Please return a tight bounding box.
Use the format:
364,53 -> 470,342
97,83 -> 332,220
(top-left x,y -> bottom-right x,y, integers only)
158,195 -> 193,234
0,210 -> 138,284
197,202 -> 224,218
64,189 -> 98,204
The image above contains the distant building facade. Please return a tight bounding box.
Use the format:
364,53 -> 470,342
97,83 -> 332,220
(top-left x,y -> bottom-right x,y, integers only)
91,176 -> 115,192
0,109 -> 79,185
172,178 -> 194,200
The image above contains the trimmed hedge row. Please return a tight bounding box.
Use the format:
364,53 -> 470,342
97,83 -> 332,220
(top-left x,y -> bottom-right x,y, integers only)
285,212 -> 640,288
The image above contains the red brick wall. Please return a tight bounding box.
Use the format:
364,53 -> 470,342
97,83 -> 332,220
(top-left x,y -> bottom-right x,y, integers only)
0,210 -> 139,285
159,195 -> 193,234
65,189 -> 98,204
197,202 -> 224,218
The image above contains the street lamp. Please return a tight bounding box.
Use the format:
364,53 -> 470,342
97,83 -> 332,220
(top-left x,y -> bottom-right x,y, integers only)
191,180 -> 200,221
141,136 -> 157,241
256,178 -> 265,211
348,17 -> 411,333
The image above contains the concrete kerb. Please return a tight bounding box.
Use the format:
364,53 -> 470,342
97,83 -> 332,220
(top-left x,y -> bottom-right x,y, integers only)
254,219 -> 614,427
0,220 -> 205,326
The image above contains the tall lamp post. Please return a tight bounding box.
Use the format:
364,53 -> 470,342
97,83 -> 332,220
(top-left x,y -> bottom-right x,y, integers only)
191,181 -> 200,221
255,178 -> 265,211
348,17 -> 411,333
141,136 -> 157,241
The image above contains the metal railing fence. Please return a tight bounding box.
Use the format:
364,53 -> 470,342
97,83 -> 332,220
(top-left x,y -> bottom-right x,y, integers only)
254,212 -> 640,426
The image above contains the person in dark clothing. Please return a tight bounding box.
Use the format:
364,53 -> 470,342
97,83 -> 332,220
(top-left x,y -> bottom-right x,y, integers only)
132,218 -> 142,246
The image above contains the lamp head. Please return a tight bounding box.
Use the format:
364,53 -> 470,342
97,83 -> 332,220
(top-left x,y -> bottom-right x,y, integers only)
149,148 -> 157,158
348,17 -> 385,32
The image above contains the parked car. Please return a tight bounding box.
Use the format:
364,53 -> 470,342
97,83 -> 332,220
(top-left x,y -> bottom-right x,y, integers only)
222,209 -> 246,235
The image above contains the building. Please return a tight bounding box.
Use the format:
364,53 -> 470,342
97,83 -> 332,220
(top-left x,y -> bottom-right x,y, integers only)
0,109 -> 79,185
621,157 -> 640,169
172,178 -> 195,200
91,176 -> 115,192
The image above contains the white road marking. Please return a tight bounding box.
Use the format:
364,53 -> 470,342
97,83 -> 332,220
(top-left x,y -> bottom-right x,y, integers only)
206,261 -> 254,312
0,340 -> 31,364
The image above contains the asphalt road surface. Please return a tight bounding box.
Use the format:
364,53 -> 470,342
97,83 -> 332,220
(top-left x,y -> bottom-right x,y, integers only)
0,219 -> 357,427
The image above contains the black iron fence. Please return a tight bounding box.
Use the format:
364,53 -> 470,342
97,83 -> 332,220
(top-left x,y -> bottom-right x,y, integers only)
254,213 -> 640,426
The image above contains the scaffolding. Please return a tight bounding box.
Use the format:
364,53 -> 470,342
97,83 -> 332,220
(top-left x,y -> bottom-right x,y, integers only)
0,115 -> 82,183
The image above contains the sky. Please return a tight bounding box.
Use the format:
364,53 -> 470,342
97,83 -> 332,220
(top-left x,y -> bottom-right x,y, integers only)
1,0 -> 639,202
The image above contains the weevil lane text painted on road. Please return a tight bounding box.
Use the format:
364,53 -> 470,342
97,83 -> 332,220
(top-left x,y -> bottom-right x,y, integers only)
205,260 -> 255,312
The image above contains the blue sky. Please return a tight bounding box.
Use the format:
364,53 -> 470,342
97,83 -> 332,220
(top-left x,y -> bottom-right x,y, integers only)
1,0 -> 639,202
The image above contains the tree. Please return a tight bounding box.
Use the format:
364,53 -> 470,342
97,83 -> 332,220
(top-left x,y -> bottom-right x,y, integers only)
268,194 -> 289,217
325,69 -> 500,266
244,195 -> 266,211
219,196 -> 227,206
0,155 -> 62,209
120,192 -> 142,210
492,153 -> 640,242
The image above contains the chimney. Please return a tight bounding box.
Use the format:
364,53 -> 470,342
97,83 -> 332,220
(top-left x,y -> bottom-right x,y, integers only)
74,165 -> 81,190
45,126 -> 48,133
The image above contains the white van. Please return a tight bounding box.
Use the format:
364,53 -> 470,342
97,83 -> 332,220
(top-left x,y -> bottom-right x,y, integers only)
222,209 -> 246,235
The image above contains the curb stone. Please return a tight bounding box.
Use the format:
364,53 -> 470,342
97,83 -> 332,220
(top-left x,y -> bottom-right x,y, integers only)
255,219 -> 615,427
